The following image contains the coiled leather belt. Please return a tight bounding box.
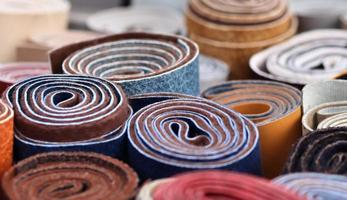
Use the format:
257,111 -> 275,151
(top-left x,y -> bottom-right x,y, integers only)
0,100 -> 13,177
3,75 -> 131,161
202,80 -> 302,178
274,173 -> 347,200
1,152 -> 139,200
127,93 -> 261,180
49,32 -> 200,96
137,170 -> 305,200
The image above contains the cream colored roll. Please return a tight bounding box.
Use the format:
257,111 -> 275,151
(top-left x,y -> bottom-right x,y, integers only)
0,0 -> 70,62
136,179 -> 172,200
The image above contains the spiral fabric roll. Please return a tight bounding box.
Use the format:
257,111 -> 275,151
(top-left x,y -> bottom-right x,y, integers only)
250,30 -> 347,86
202,80 -> 302,178
274,173 -> 347,200
3,75 -> 131,161
0,62 -> 50,94
0,100 -> 13,177
49,32 -> 199,96
127,93 -> 261,180
285,127 -> 347,174
1,152 -> 139,200
137,171 -> 305,200
186,0 -> 297,79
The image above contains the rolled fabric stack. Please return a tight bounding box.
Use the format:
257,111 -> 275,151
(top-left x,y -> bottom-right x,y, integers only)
49,32 -> 200,96
137,170 -> 305,200
202,80 -> 302,178
285,127 -> 347,174
0,0 -> 70,62
274,173 -> 347,200
127,93 -> 261,180
0,62 -> 51,94
302,80 -> 347,134
1,152 -> 139,200
3,75 -> 131,161
0,100 -> 13,177
186,0 -> 297,79
250,30 -> 347,86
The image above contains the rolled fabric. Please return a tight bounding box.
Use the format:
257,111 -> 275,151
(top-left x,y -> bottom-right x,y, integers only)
202,80 -> 302,178
1,152 -> 139,200
0,100 -> 13,177
250,30 -> 347,86
274,173 -> 347,200
127,93 -> 261,180
186,0 -> 297,79
285,127 -> 347,174
3,75 -> 131,161
0,0 -> 69,62
0,62 -> 51,94
137,170 -> 306,200
49,32 -> 200,96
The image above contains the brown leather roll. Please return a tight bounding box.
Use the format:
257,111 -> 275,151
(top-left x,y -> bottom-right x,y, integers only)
1,152 -> 139,200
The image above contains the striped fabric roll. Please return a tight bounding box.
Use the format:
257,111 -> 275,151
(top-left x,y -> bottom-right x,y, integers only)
1,152 -> 139,200
285,127 -> 347,174
3,75 -> 131,161
202,80 -> 302,178
0,62 -> 50,93
137,170 -> 305,200
0,100 -> 13,177
127,93 -> 261,180
250,30 -> 347,85
49,32 -> 200,96
274,173 -> 347,200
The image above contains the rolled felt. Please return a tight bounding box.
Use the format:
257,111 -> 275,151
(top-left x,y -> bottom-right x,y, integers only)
1,152 -> 139,200
127,92 -> 261,180
274,172 -> 347,200
49,32 -> 200,96
285,127 -> 347,175
0,100 -> 13,177
0,62 -> 51,94
202,80 -> 302,178
3,75 -> 131,161
137,170 -> 306,200
250,30 -> 347,86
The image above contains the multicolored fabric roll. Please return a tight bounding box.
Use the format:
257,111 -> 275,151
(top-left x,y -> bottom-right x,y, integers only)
250,30 -> 347,86
0,62 -> 50,94
274,172 -> 347,200
137,170 -> 305,200
285,127 -> 347,174
3,75 -> 131,161
1,152 -> 139,200
49,32 -> 200,96
202,80 -> 302,178
127,93 -> 261,180
0,100 -> 13,177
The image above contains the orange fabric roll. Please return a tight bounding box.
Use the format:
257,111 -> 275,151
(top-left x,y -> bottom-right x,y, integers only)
0,100 -> 13,177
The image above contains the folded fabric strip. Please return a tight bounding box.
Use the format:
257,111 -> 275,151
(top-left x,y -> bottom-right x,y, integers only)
285,127 -> 347,174
274,172 -> 347,200
202,80 -> 302,178
3,75 -> 131,161
0,62 -> 50,94
137,170 -> 305,200
1,152 -> 138,200
49,32 -> 200,96
250,30 -> 347,86
0,100 -> 13,177
127,93 -> 261,180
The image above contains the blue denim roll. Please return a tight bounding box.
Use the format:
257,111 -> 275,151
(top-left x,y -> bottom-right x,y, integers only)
3,75 -> 131,161
127,93 -> 261,180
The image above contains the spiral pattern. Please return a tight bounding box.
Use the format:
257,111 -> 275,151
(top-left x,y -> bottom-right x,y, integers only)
285,127 -> 347,175
250,30 -> 347,85
3,75 -> 131,160
1,152 -> 139,200
274,173 -> 347,200
0,100 -> 13,177
127,94 -> 260,180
